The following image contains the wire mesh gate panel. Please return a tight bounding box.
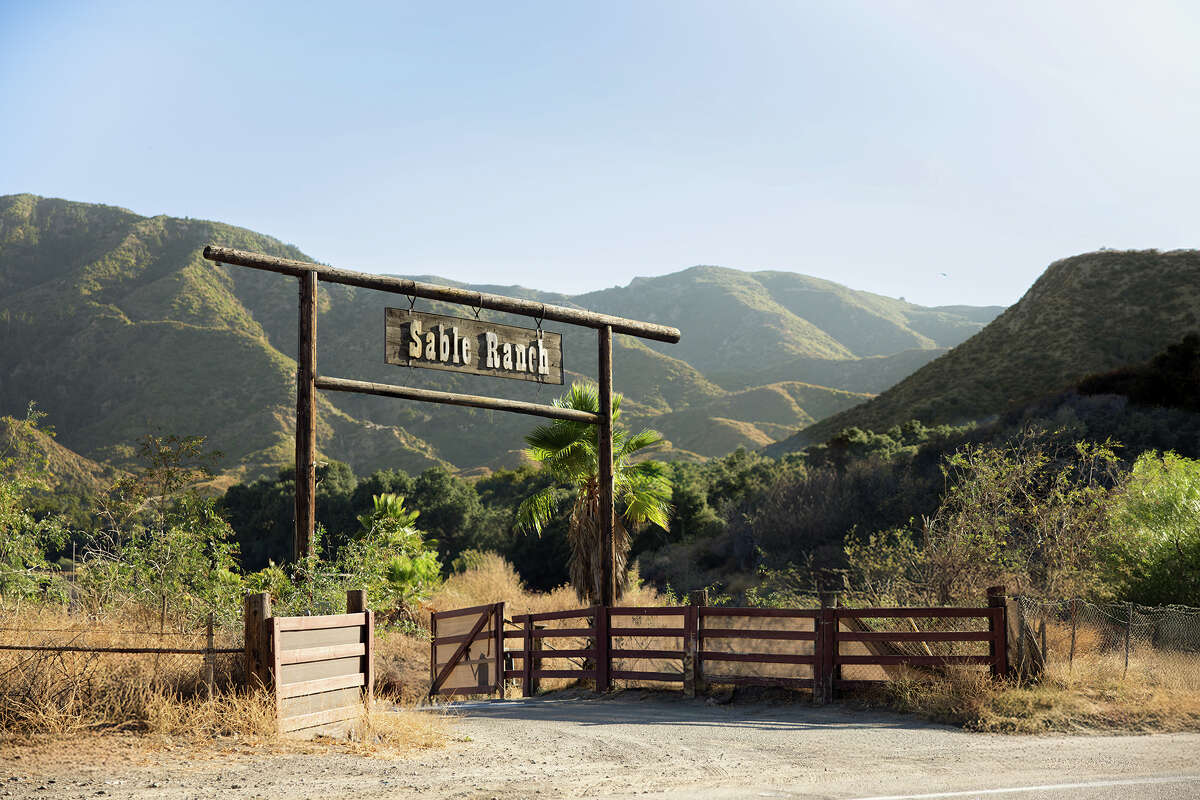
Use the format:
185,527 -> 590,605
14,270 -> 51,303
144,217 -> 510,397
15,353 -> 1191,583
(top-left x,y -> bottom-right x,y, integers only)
271,610 -> 374,737
430,603 -> 505,698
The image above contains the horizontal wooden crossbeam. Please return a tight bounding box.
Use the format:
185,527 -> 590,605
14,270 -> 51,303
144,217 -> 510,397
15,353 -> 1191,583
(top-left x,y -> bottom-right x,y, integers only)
314,375 -> 600,424
203,245 -> 682,343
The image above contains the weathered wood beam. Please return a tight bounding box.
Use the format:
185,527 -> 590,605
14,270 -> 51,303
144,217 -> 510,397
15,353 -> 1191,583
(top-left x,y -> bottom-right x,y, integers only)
598,325 -> 615,607
295,272 -> 317,561
313,375 -> 600,424
203,246 -> 682,344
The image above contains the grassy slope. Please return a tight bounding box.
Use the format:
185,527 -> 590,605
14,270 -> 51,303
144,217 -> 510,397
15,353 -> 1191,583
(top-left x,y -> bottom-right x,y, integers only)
1,194 -> 998,475
768,249 -> 1200,455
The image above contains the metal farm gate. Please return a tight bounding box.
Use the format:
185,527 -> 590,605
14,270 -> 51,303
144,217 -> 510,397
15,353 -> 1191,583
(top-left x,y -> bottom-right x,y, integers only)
429,603 -> 506,698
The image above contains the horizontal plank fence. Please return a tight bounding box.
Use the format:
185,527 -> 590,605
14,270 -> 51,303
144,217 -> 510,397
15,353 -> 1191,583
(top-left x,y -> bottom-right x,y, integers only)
434,586 -> 1009,702
251,590 -> 375,737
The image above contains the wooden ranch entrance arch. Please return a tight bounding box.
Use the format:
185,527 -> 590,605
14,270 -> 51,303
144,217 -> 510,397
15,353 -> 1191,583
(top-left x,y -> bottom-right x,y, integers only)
202,246 -> 681,606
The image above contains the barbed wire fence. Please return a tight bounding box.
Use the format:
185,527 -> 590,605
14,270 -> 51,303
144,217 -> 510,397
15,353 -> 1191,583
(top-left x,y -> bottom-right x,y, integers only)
1012,597 -> 1200,685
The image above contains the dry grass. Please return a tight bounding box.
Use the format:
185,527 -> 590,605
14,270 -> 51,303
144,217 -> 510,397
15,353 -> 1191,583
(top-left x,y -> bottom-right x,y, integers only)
0,602 -> 448,754
874,647 -> 1200,733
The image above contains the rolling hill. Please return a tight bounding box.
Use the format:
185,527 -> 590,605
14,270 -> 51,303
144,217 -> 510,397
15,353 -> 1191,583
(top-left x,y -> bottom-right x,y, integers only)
767,249 -> 1200,456
0,194 -> 1000,477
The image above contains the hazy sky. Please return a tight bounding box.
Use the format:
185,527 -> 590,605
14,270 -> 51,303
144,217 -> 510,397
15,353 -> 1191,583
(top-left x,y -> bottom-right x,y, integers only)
3,1 -> 1198,307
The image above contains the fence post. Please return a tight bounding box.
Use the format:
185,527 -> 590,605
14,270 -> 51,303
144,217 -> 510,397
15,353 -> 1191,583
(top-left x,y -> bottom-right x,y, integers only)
687,589 -> 707,698
346,590 -> 372,709
243,592 -> 271,689
429,612 -> 438,699
1124,601 -> 1133,679
595,605 -> 610,693
522,617 -> 534,697
817,591 -> 836,705
494,602 -> 506,700
986,586 -> 1008,679
203,612 -> 215,697
1015,596 -> 1026,679
1068,599 -> 1077,673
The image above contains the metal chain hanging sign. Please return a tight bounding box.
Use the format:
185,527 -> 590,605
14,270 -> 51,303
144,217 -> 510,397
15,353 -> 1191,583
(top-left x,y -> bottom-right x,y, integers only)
384,308 -> 564,384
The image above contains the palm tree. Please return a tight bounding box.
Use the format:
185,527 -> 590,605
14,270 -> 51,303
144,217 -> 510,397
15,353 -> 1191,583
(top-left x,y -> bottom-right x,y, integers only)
515,383 -> 671,603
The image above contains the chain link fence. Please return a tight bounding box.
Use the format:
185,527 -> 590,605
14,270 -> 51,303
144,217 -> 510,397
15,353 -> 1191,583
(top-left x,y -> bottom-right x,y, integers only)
0,611 -> 246,732
1012,597 -> 1200,688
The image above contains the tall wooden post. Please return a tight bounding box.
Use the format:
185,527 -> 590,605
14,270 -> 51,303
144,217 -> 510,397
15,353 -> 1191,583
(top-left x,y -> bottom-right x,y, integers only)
597,325 -> 615,607
243,592 -> 272,688
346,590 -> 373,709
295,271 -> 317,561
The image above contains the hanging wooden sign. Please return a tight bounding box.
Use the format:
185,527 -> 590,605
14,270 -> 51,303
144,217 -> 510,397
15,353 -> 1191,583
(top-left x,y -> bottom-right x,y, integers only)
384,308 -> 564,384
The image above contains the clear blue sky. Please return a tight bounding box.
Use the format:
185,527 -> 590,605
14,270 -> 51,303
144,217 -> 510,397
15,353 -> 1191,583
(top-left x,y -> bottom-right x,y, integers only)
3,0 -> 1198,307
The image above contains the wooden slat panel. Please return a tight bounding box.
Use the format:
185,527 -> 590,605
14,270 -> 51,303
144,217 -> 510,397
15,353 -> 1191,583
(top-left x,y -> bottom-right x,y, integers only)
607,627 -> 684,637
434,686 -> 496,697
435,613 -> 494,639
279,625 -> 362,652
511,649 -> 595,660
432,603 -> 496,620
700,607 -> 820,619
700,628 -> 815,641
434,638 -> 494,667
610,670 -> 683,682
839,631 -> 993,643
511,608 -> 595,622
275,613 -> 366,632
279,655 -> 361,685
608,606 -> 687,616
279,643 -> 364,665
836,608 -> 990,618
704,675 -> 814,688
278,672 -> 364,699
836,654 -> 993,666
700,651 -> 815,665
609,649 -> 684,659
433,629 -> 496,646
279,704 -> 362,734
281,686 -> 362,720
530,627 -> 593,638
437,659 -> 494,692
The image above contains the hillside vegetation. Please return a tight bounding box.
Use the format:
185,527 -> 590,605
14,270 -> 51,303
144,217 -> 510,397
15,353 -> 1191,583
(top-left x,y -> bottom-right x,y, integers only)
769,249 -> 1200,455
0,194 -> 999,476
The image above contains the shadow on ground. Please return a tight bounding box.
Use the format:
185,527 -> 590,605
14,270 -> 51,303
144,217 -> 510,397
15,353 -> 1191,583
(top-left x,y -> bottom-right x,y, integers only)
426,688 -> 953,733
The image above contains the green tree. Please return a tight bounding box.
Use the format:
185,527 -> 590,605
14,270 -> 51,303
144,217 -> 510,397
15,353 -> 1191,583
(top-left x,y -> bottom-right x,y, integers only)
0,404 -> 68,603
84,434 -> 240,624
515,383 -> 672,603
1109,451 -> 1200,605
337,493 -> 442,623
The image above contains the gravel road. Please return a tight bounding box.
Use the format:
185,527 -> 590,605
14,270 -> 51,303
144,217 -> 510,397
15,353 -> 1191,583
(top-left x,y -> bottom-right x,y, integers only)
3,691 -> 1198,799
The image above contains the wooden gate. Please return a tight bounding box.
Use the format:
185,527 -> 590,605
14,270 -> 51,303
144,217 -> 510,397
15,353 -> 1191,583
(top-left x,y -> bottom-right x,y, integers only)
429,602 -> 505,698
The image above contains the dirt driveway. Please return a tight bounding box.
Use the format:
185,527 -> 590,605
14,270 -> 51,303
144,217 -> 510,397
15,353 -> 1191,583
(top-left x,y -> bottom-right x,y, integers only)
3,691 -> 1198,799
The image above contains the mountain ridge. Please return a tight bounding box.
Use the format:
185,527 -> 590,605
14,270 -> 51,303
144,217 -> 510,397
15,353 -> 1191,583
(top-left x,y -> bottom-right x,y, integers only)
0,193 -> 1002,476
766,248 -> 1200,456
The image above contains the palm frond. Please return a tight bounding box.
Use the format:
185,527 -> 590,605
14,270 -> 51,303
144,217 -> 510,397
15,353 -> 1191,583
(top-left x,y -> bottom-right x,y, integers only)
618,428 -> 664,460
514,486 -> 565,536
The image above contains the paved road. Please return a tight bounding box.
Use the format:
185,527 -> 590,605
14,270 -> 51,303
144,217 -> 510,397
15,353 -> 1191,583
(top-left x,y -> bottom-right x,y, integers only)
4,692 -> 1196,799
436,692 -> 1200,800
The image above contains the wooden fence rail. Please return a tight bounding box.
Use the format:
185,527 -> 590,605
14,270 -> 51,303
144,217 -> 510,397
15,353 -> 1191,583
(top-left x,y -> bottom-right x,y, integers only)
433,585 -> 1010,703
